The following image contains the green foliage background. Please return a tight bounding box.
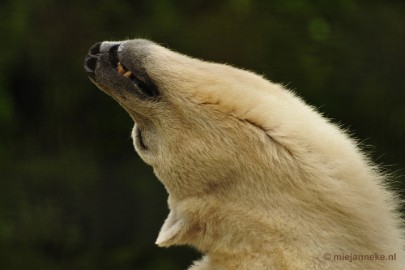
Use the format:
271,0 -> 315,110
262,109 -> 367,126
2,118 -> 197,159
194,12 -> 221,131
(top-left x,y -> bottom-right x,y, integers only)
0,0 -> 404,269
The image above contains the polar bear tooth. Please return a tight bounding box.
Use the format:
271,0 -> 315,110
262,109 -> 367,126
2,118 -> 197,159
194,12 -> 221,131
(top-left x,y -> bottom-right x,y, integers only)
117,62 -> 126,75
123,71 -> 132,78
117,66 -> 125,74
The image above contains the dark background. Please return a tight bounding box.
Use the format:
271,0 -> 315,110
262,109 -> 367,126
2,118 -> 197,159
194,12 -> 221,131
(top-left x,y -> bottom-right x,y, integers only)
0,0 -> 404,269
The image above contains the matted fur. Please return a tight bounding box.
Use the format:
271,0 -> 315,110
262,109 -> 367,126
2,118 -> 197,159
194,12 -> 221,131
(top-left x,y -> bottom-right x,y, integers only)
85,39 -> 404,269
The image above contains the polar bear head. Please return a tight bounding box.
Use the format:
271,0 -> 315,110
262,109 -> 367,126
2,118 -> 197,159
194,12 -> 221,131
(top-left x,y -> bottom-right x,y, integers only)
84,40 -> 404,268
84,39 -> 304,200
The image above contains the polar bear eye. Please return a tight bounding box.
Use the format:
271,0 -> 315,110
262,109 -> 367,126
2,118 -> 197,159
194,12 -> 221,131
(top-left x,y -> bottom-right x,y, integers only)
116,61 -> 160,98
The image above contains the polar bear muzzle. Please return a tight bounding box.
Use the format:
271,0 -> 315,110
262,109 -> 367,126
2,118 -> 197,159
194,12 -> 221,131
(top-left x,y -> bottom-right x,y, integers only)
84,40 -> 164,157
84,41 -> 160,99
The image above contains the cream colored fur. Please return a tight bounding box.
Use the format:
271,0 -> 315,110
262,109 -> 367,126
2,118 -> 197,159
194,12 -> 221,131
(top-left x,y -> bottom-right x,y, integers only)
88,39 -> 404,269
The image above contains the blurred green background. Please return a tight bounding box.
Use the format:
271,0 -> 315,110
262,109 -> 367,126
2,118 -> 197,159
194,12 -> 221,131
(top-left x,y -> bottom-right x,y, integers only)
0,0 -> 404,269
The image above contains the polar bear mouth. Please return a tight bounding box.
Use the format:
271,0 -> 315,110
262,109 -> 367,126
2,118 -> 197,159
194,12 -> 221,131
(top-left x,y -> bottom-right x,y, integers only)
109,45 -> 160,98
116,61 -> 133,79
84,42 -> 159,99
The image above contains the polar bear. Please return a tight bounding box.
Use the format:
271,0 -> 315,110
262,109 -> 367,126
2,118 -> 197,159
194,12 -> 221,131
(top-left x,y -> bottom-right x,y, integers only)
84,39 -> 404,270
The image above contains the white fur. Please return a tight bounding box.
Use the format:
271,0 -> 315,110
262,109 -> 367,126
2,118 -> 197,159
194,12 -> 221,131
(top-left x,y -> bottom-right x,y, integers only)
91,39 -> 405,270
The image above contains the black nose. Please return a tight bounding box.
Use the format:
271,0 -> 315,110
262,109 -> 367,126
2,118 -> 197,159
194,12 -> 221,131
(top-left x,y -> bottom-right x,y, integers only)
84,42 -> 123,78
84,42 -> 102,77
89,42 -> 102,55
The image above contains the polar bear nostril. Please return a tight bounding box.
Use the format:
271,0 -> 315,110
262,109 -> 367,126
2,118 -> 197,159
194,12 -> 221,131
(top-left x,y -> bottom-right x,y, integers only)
85,42 -> 103,77
109,44 -> 120,54
89,42 -> 102,56
84,54 -> 98,75
108,44 -> 120,66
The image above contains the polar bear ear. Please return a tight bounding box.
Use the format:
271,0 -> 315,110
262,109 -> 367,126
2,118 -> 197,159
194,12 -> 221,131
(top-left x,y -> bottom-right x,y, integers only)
155,210 -> 188,247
